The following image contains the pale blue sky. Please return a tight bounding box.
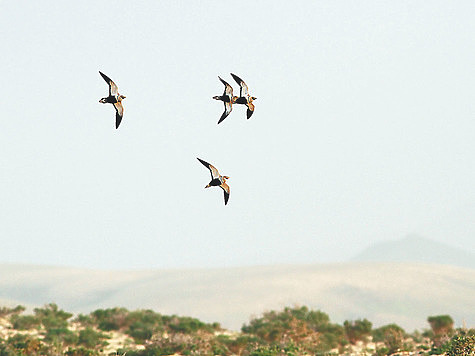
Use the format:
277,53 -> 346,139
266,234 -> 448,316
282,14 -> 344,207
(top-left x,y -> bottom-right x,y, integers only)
0,0 -> 474,269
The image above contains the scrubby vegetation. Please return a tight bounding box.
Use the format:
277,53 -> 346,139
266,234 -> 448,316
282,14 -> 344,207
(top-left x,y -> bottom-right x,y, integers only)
0,304 -> 473,355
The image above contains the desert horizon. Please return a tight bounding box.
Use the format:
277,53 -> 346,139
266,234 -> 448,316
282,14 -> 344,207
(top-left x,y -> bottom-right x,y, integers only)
1,260 -> 473,332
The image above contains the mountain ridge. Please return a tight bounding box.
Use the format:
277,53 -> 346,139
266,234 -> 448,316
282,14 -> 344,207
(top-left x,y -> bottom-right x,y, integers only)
351,235 -> 475,269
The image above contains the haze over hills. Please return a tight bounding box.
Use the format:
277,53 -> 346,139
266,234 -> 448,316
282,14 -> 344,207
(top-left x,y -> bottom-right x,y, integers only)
352,235 -> 475,269
0,262 -> 473,332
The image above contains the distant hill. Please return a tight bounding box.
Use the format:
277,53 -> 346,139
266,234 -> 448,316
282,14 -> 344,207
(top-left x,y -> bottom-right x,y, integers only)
352,235 -> 475,269
0,262 -> 474,331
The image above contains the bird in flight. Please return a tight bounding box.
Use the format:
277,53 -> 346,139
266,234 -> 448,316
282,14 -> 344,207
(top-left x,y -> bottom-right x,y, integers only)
197,158 -> 230,205
98,71 -> 126,129
213,76 -> 237,124
231,73 -> 257,119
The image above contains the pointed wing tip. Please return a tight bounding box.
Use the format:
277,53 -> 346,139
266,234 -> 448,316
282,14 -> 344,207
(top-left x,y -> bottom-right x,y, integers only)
99,71 -> 113,86
115,114 -> 123,129
197,157 -> 209,167
218,76 -> 230,87
217,112 -> 229,124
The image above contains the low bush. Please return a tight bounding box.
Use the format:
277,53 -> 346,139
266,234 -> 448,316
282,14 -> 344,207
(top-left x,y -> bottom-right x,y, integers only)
0,334 -> 46,355
92,307 -> 129,331
343,318 -> 372,344
10,314 -> 41,330
433,329 -> 475,356
34,303 -> 73,330
0,305 -> 25,318
78,327 -> 109,349
372,323 -> 406,353
44,327 -> 78,345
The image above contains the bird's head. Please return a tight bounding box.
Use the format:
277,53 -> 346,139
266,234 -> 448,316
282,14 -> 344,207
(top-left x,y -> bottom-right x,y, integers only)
99,98 -> 107,103
250,96 -> 257,101
119,95 -> 126,100
223,176 -> 230,181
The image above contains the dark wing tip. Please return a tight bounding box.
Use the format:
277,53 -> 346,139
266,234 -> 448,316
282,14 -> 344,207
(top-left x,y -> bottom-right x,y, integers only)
217,106 -> 231,124
223,191 -> 229,205
99,71 -> 112,85
115,112 -> 123,129
218,76 -> 231,88
197,157 -> 211,168
230,73 -> 243,85
217,114 -> 227,124
247,108 -> 254,119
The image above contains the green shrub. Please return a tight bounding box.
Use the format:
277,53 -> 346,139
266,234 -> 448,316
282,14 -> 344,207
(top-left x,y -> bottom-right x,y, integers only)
75,313 -> 95,327
372,323 -> 405,343
372,323 -> 406,353
10,314 -> 41,330
127,333 -> 204,356
427,315 -> 454,348
216,334 -> 260,355
126,309 -> 164,326
0,305 -> 25,318
122,310 -> 164,342
78,327 -> 109,349
168,315 -> 215,334
438,330 -> 475,356
64,346 -> 99,356
34,303 -> 73,330
92,307 -> 129,331
242,306 -> 347,353
127,321 -> 155,343
44,327 -> 78,345
343,318 -> 372,344
427,314 -> 454,336
383,328 -> 404,353
1,334 -> 45,355
374,346 -> 389,356
317,322 -> 348,351
248,342 -> 300,356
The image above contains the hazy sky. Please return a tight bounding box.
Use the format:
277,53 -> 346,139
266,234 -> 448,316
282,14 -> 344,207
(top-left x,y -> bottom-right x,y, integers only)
0,1 -> 474,270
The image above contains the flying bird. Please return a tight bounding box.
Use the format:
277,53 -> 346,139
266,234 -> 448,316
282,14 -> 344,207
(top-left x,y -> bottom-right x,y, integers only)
230,73 -> 257,119
213,76 -> 237,124
98,71 -> 126,129
197,158 -> 230,205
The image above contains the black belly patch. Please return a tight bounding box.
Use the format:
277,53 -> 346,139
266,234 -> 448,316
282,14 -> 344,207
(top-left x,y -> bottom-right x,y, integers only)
209,178 -> 221,186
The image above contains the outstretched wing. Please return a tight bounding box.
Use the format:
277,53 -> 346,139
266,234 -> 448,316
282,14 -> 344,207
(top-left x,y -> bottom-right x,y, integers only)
218,76 -> 233,97
197,158 -> 220,179
113,102 -> 124,129
218,101 -> 232,124
230,73 -> 249,97
220,182 -> 230,205
246,101 -> 254,119
99,71 -> 119,96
